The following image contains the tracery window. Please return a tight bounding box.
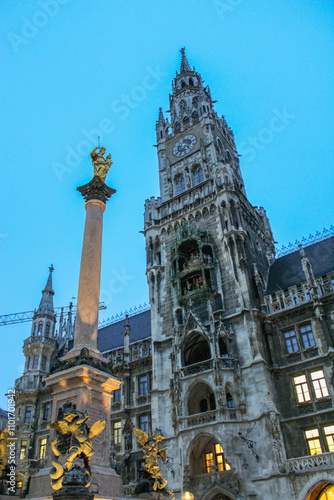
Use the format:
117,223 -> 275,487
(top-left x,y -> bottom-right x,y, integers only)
193,166 -> 204,186
175,175 -> 186,195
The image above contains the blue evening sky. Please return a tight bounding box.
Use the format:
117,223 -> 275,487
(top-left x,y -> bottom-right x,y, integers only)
0,0 -> 333,409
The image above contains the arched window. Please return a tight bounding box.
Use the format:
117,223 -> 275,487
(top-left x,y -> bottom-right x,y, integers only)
37,323 -> 43,335
45,323 -> 50,336
226,392 -> 235,409
174,122 -> 181,133
193,166 -> 204,185
189,78 -> 194,86
175,175 -> 186,195
219,338 -> 228,358
192,111 -> 199,121
192,97 -> 199,108
181,81 -> 186,88
183,116 -> 189,125
160,130 -> 163,138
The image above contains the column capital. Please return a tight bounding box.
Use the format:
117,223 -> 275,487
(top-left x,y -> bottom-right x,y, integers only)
77,175 -> 116,204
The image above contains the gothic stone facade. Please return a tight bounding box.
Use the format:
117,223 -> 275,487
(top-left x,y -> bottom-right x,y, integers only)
12,52 -> 334,500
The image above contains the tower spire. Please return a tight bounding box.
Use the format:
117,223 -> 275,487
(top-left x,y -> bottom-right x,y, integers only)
37,265 -> 55,315
180,47 -> 192,73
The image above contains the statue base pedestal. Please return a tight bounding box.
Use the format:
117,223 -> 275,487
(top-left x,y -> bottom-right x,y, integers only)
53,486 -> 94,500
38,363 -> 124,499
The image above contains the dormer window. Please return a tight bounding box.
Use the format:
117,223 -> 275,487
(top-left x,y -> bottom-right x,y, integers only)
175,175 -> 186,195
181,81 -> 186,88
189,78 -> 194,86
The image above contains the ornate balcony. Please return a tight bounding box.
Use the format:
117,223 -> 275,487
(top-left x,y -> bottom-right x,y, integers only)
180,359 -> 213,378
287,452 -> 334,473
181,409 -> 218,429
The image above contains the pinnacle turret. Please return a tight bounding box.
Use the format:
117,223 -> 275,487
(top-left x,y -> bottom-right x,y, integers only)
180,47 -> 192,73
37,265 -> 55,316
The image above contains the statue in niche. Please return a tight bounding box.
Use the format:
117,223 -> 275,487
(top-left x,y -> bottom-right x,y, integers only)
90,146 -> 112,182
48,402 -> 105,491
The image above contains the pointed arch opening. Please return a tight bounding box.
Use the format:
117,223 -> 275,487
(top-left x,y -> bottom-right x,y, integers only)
183,331 -> 211,367
189,435 -> 231,476
188,381 -> 216,415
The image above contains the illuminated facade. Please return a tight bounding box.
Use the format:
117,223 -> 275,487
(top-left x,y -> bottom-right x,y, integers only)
11,51 -> 334,500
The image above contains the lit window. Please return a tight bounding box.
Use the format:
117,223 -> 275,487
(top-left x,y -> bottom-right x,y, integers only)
205,452 -> 214,473
39,438 -> 47,459
17,482 -> 23,489
324,425 -> 334,452
138,375 -> 147,396
215,444 -> 224,471
113,421 -> 121,445
139,414 -> 149,434
311,370 -> 329,399
299,324 -> 315,349
43,403 -> 50,421
33,355 -> 39,369
284,329 -> 299,353
113,388 -> 121,403
20,440 -> 27,459
294,375 -> 311,403
193,167 -> 204,185
24,406 -> 32,424
305,428 -> 322,455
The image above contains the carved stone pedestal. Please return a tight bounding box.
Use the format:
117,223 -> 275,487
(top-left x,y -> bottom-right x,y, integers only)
53,485 -> 94,500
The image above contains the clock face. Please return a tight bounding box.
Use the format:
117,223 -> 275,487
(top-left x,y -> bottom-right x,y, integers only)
173,135 -> 196,157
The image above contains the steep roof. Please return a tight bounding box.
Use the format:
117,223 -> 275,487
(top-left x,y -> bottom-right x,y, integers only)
266,236 -> 334,294
97,309 -> 151,352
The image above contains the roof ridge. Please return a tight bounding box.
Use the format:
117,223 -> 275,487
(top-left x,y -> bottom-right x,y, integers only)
275,226 -> 334,258
98,302 -> 150,329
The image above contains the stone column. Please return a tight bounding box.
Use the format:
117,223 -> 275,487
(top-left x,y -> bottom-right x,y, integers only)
74,199 -> 105,351
62,175 -> 115,362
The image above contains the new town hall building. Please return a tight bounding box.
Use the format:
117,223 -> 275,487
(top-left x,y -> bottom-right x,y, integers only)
10,51 -> 334,500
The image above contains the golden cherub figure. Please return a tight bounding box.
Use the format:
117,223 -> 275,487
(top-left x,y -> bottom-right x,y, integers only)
90,146 -> 112,182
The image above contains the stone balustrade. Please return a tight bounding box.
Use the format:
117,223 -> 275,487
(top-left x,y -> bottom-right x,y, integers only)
180,359 -> 213,377
181,409 -> 218,429
287,452 -> 334,473
265,273 -> 334,314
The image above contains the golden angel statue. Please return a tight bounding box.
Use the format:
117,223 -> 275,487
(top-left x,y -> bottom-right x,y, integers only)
90,146 -> 112,182
133,427 -> 174,497
48,402 -> 105,491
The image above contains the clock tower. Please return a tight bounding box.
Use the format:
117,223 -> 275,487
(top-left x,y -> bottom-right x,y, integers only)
144,50 -> 286,498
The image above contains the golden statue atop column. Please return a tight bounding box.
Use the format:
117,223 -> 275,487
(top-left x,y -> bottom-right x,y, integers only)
90,146 -> 112,182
